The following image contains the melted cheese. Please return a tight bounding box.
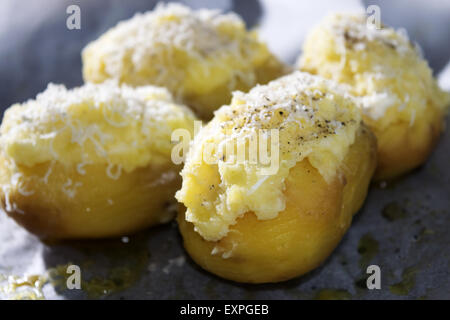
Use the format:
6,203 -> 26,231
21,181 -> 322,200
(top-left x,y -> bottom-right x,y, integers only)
0,81 -> 196,171
176,71 -> 361,241
299,13 -> 450,129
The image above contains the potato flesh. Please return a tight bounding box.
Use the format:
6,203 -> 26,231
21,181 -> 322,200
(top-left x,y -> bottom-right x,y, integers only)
178,126 -> 376,283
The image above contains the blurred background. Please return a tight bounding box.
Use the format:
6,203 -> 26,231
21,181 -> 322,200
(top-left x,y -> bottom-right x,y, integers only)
0,0 -> 449,112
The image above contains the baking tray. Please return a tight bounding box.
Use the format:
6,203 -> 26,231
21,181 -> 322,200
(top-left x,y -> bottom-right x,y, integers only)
0,0 -> 449,300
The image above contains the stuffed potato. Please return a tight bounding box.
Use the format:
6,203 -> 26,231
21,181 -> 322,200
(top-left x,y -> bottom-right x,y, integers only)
176,72 -> 377,283
82,3 -> 288,120
0,82 -> 196,239
298,13 -> 450,180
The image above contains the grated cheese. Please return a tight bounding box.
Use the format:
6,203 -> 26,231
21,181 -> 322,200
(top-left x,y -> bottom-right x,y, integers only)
0,81 -> 196,172
82,3 -> 286,118
299,13 -> 450,130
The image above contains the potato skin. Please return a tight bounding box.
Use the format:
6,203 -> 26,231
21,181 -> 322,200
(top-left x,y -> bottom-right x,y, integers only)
0,159 -> 180,240
372,105 -> 444,180
178,126 -> 376,283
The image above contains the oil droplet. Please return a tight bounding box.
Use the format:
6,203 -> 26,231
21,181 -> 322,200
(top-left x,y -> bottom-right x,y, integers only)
354,277 -> 368,289
48,249 -> 149,299
389,266 -> 417,296
314,289 -> 352,300
382,202 -> 407,221
47,232 -> 151,298
413,228 -> 435,242
357,233 -> 379,268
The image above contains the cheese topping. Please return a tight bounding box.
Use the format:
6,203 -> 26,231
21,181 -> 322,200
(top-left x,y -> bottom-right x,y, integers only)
0,81 -> 196,171
299,13 -> 450,129
82,3 -> 275,98
176,71 -> 361,241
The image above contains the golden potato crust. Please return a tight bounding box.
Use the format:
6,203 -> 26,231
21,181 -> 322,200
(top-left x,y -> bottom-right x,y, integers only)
0,160 -> 179,239
372,104 -> 444,180
178,126 -> 376,283
298,13 -> 450,180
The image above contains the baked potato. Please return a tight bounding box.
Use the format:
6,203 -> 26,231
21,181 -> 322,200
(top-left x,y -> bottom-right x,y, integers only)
0,82 -> 196,239
176,72 -> 377,283
298,13 -> 450,180
82,3 -> 288,120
